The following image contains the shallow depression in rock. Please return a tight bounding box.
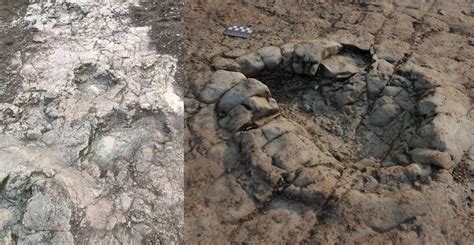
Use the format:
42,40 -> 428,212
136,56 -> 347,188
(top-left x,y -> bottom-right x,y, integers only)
186,1 -> 474,243
200,38 -> 473,206
240,44 -> 409,165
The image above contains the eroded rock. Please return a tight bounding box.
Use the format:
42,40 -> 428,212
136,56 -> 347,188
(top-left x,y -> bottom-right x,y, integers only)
0,0 -> 183,243
200,70 -> 247,103
185,1 -> 474,243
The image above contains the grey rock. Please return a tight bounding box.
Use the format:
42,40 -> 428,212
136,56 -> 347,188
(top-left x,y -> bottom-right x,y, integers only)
292,62 -> 304,74
388,74 -> 412,88
200,70 -> 246,103
280,43 -> 295,57
416,87 -> 474,163
51,232 -> 74,244
22,192 -> 71,231
294,41 -> 342,64
257,46 -> 283,70
219,105 -> 253,132
321,55 -> 361,79
212,57 -> 241,71
367,73 -> 389,98
369,98 -> 400,127
335,74 -> 366,107
382,86 -> 403,96
285,166 -> 340,205
218,79 -> 271,114
240,130 -> 284,187
236,52 -> 265,76
242,96 -> 279,120
280,43 -> 295,68
398,63 -> 446,91
20,231 -> 74,245
366,59 -> 394,98
417,99 -> 436,116
0,0 -> 184,243
260,117 -> 299,141
264,133 -> 312,171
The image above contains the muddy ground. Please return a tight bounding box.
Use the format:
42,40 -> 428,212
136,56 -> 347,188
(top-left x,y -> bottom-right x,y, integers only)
0,0 -> 183,243
184,0 -> 473,243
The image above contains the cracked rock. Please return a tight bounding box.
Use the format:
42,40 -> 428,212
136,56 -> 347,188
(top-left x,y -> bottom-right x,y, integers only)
0,0 -> 183,243
201,70 -> 247,103
218,78 -> 271,114
321,55 -> 361,79
185,1 -> 474,243
236,52 -> 265,76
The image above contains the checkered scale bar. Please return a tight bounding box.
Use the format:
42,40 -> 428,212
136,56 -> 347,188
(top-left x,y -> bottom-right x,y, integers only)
224,26 -> 253,38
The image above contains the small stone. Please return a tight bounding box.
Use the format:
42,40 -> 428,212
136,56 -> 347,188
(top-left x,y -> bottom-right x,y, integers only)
280,43 -> 295,68
280,43 -> 295,56
257,46 -> 282,69
236,52 -> 265,76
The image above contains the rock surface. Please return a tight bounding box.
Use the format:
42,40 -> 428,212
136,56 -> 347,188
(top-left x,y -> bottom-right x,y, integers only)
185,0 -> 473,244
0,0 -> 184,244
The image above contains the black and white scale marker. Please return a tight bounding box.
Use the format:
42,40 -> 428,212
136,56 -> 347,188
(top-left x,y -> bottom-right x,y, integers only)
224,25 -> 253,39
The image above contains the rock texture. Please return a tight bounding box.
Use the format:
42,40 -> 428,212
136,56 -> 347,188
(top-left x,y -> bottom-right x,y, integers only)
185,0 -> 473,243
0,0 -> 183,244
